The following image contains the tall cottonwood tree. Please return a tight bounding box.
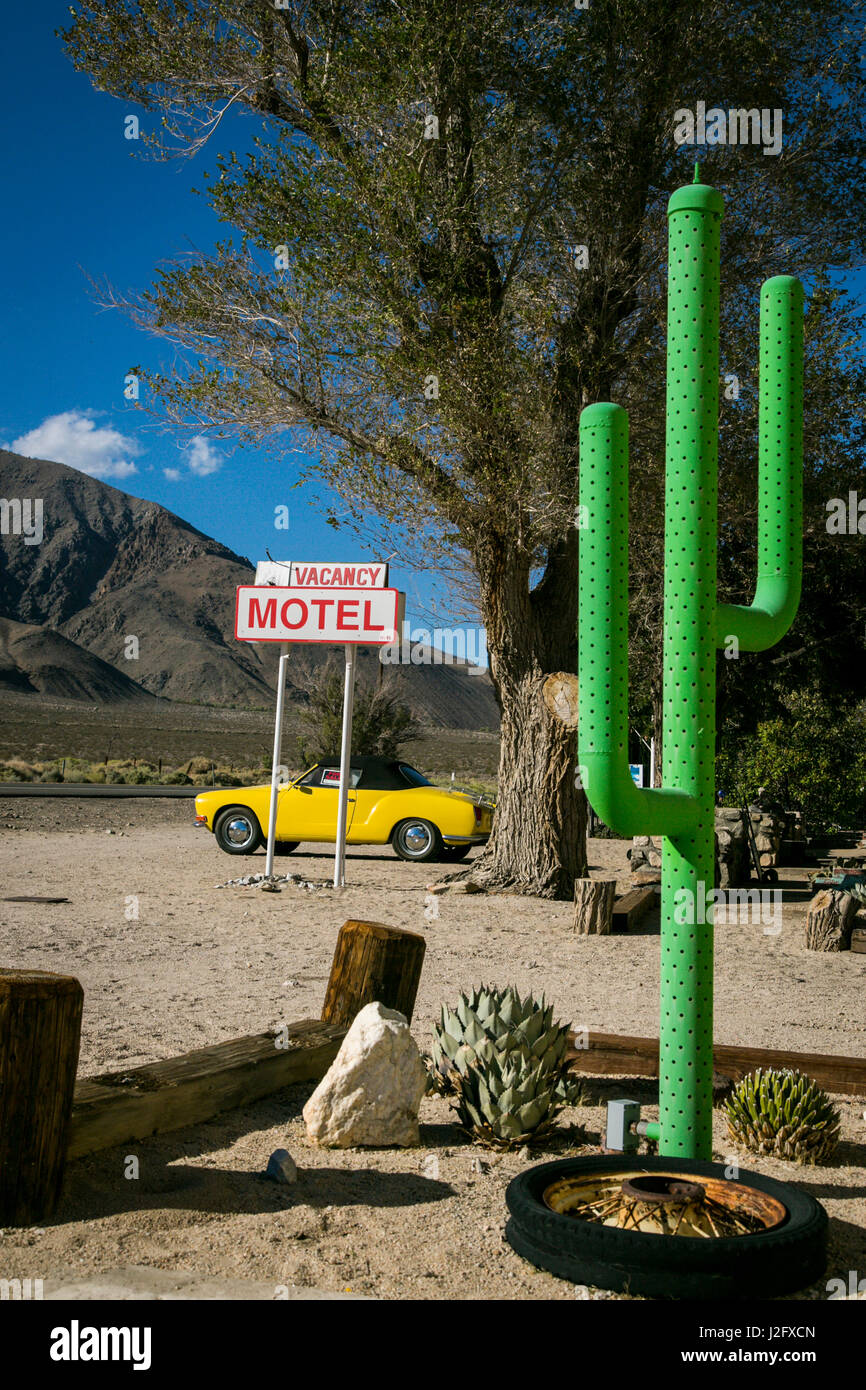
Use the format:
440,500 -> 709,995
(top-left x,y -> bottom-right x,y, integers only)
63,1 -> 866,895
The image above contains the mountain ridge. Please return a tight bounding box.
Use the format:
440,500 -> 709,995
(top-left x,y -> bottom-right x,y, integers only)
0,450 -> 499,728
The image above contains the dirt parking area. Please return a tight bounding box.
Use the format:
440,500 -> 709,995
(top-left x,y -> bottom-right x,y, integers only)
0,797 -> 864,1299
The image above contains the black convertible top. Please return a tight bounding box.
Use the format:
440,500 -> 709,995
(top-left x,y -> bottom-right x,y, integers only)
309,756 -> 430,791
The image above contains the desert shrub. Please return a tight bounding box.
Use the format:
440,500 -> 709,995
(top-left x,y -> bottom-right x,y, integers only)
184,756 -> 213,776
163,769 -> 191,785
213,769 -> 242,786
1,759 -> 36,781
298,665 -> 421,764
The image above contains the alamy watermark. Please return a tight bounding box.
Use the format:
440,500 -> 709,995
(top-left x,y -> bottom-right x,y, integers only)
0,497 -> 43,545
674,880 -> 782,934
826,491 -> 866,535
673,101 -> 783,157
379,621 -> 487,674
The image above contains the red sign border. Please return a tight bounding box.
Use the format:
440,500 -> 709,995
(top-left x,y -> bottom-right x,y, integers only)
234,585 -> 404,646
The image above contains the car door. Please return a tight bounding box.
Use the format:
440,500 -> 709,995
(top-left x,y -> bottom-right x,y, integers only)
277,765 -> 359,842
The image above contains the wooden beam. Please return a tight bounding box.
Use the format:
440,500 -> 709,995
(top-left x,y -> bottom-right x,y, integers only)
0,969 -> 83,1224
322,920 -> 426,1028
566,1030 -> 866,1097
611,886 -> 658,932
68,1019 -> 346,1159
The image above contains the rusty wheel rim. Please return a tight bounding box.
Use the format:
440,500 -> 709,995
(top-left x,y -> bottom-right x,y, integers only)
542,1169 -> 787,1238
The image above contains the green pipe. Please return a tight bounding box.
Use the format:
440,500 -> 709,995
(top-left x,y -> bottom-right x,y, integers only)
577,173 -> 803,1160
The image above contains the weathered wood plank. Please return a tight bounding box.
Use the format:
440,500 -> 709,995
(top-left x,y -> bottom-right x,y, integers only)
611,886 -> 658,932
68,1019 -> 345,1159
566,1030 -> 866,1097
0,968 -> 83,1223
321,920 -> 426,1028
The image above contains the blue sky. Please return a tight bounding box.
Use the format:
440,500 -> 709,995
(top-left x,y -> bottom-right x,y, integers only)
2,9 -> 863,654
0,5 -> 449,631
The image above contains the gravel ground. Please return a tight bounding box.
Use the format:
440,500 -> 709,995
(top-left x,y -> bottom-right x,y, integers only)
0,796 -> 863,1300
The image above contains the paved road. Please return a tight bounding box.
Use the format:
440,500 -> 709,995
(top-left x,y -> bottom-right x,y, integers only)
0,783 -> 211,798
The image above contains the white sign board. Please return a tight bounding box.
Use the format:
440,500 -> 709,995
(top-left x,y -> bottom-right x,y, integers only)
235,586 -> 402,645
254,560 -> 389,588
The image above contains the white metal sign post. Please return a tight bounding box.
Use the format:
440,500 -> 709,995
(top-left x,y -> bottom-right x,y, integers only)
332,645 -> 355,888
237,566 -> 401,886
264,642 -> 290,879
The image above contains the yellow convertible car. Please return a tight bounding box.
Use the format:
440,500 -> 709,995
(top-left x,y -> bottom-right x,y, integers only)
194,755 -> 494,863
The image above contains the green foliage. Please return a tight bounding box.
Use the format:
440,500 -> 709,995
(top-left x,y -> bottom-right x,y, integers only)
297,665 -> 421,765
716,688 -> 866,832
430,985 -> 584,1149
725,1068 -> 840,1165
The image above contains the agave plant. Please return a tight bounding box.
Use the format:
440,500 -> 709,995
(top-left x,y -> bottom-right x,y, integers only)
430,985 -> 583,1149
725,1068 -> 840,1164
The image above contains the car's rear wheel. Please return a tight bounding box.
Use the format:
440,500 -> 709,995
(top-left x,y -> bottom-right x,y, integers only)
214,806 -> 263,855
273,841 -> 300,856
441,844 -> 473,861
392,818 -> 443,862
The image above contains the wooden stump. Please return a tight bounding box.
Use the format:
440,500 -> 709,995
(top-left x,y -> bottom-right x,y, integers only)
572,879 -> 616,935
321,920 -> 426,1028
541,672 -> 580,730
0,968 -> 83,1225
805,889 -> 857,952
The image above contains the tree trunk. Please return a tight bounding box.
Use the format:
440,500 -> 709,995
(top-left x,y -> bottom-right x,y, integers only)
805,889 -> 856,952
468,533 -> 588,899
572,879 -> 616,934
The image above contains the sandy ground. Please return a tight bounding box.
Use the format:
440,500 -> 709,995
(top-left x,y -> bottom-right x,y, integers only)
0,796 -> 864,1300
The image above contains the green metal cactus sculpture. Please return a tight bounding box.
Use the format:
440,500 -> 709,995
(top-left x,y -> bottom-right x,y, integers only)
577,168 -> 803,1160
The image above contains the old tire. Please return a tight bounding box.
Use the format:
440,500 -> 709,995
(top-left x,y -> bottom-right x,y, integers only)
214,806 -> 263,855
505,1155 -> 827,1299
391,819 -> 443,862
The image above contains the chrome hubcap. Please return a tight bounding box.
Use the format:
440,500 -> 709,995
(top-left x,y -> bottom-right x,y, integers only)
403,822 -> 431,853
226,817 -> 253,846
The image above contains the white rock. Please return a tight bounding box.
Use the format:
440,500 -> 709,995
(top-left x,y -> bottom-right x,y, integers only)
302,1002 -> 428,1148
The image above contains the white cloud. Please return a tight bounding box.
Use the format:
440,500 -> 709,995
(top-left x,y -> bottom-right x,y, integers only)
185,434 -> 222,477
163,467 -> 181,481
10,410 -> 142,479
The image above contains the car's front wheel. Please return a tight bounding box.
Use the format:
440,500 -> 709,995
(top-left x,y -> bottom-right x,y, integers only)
214,806 -> 263,855
391,818 -> 443,862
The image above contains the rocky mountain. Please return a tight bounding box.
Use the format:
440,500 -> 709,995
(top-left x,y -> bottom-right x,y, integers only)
0,616 -> 154,702
0,450 -> 499,727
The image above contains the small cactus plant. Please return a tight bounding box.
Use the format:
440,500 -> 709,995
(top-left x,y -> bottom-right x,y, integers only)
430,986 -> 583,1149
725,1068 -> 840,1164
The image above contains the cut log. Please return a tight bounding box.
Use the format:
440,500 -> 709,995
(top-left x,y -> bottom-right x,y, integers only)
611,886 -> 658,932
321,920 -> 426,1028
572,879 -> 616,935
0,967 -> 83,1225
541,672 -> 580,730
564,1030 -> 866,1096
805,889 -> 857,952
69,1020 -> 345,1160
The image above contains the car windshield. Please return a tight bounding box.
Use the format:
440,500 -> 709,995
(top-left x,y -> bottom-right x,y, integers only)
398,764 -> 432,787
296,765 -> 362,788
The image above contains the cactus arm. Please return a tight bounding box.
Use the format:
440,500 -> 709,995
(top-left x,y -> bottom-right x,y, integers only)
717,275 -> 804,651
578,401 -> 698,837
